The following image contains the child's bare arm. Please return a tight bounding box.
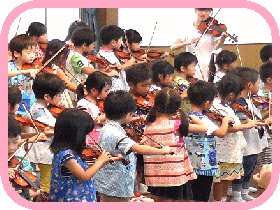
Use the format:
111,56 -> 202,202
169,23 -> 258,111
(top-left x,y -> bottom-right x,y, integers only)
130,144 -> 172,155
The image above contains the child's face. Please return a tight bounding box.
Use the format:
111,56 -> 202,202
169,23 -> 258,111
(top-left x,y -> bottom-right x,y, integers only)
15,46 -> 36,64
84,42 -> 95,53
113,38 -> 123,51
250,77 -> 261,95
8,136 -> 19,158
8,103 -> 20,114
131,79 -> 152,97
97,85 -> 111,100
130,42 -> 141,51
35,34 -> 48,45
159,74 -> 173,87
181,62 -> 197,77
196,9 -> 211,22
47,93 -> 63,106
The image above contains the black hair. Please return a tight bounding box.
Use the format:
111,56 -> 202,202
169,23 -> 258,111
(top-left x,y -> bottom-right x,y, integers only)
188,81 -> 217,106
229,67 -> 259,85
50,109 -> 95,155
99,25 -> 124,45
42,39 -> 69,67
27,22 -> 47,37
216,50 -> 237,69
77,71 -> 112,100
174,52 -> 198,72
9,34 -> 37,56
124,29 -> 142,44
104,90 -> 137,120
146,88 -> 189,137
8,86 -> 22,109
65,20 -> 89,41
217,74 -> 245,99
259,61 -> 272,83
260,44 -> 272,62
71,28 -> 96,47
195,8 -> 213,12
32,73 -> 65,99
8,114 -> 21,138
126,63 -> 152,85
151,60 -> 174,84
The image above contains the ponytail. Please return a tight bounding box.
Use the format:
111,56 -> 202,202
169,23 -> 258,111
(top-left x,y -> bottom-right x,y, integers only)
178,109 -> 189,137
76,82 -> 86,101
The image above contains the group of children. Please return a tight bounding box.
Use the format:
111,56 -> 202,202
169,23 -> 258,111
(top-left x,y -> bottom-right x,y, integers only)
8,20 -> 272,203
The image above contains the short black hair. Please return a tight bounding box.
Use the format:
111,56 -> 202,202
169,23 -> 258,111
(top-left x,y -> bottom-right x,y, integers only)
125,29 -> 142,44
259,61 -> 272,83
126,63 -> 152,85
174,52 -> 198,72
104,90 -> 137,120
71,27 -> 96,47
260,44 -> 272,62
151,60 -> 174,83
99,25 -> 124,45
27,22 -> 47,37
195,8 -> 213,12
216,50 -> 237,68
9,34 -> 37,55
32,73 -> 65,99
217,74 -> 245,99
8,114 -> 21,138
50,109 -> 95,155
8,86 -> 22,109
229,67 -> 259,85
65,20 -> 89,41
188,81 -> 217,106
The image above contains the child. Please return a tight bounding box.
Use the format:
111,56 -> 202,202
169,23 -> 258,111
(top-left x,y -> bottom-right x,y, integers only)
150,59 -> 174,93
98,25 -> 135,92
8,34 -> 39,116
142,88 -> 196,201
27,73 -> 65,194
258,61 -> 272,172
230,67 -> 269,202
27,22 -> 48,62
76,71 -> 112,144
184,80 -> 234,202
93,90 -> 172,202
49,109 -> 120,202
259,44 -> 272,62
172,52 -> 198,115
8,114 -> 41,201
65,27 -> 118,87
211,74 -> 261,202
211,50 -> 237,83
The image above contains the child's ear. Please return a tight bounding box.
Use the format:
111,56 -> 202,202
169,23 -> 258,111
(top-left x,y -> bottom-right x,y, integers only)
247,82 -> 253,90
158,74 -> 164,82
180,66 -> 185,72
128,82 -> 135,89
266,78 -> 272,84
13,51 -> 20,59
44,94 -> 51,101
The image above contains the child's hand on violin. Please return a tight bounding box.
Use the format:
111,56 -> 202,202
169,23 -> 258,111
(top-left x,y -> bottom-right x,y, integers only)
29,188 -> 41,198
43,127 -> 54,138
109,153 -> 125,162
245,120 -> 265,129
221,32 -> 228,38
96,150 -> 113,166
265,117 -> 272,125
180,89 -> 188,99
161,146 -> 173,155
189,37 -> 200,45
130,115 -> 146,124
189,115 -> 205,126
96,113 -> 106,124
28,133 -> 48,143
8,168 -> 17,179
28,69 -> 40,78
222,116 -> 235,125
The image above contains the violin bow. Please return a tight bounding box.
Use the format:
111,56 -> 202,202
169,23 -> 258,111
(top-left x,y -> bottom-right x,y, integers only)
146,22 -> 158,53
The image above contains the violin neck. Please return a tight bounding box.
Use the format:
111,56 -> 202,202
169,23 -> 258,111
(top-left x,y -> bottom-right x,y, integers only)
17,170 -> 39,190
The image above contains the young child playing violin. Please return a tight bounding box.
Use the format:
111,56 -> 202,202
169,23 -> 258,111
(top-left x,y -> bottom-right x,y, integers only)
49,109 -> 120,202
142,88 -> 198,201
76,71 -> 112,144
27,22 -> 48,63
210,50 -> 237,83
172,52 -> 198,114
65,27 -> 118,88
185,80 -> 234,202
260,44 -> 272,63
229,67 -> 269,202
211,74 -> 262,202
257,61 -> 272,174
93,90 -> 172,202
8,34 -> 40,116
8,114 -> 41,201
27,73 -> 65,194
150,59 -> 174,94
98,25 -> 137,92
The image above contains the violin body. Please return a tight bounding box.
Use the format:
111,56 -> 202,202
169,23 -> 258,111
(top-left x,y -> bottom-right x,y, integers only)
47,104 -> 65,118
203,110 -> 234,126
251,95 -> 270,106
136,93 -> 154,110
14,115 -> 50,131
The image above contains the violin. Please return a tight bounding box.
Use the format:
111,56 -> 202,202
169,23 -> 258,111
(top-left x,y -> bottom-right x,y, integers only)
251,95 -> 270,106
187,76 -> 198,84
132,49 -> 175,60
47,104 -> 65,118
8,156 -> 49,201
197,17 -> 238,42
97,99 -> 104,113
21,60 -> 42,72
14,115 -> 50,131
87,54 -> 110,68
231,102 -> 254,120
203,110 -> 234,126
136,93 -> 154,110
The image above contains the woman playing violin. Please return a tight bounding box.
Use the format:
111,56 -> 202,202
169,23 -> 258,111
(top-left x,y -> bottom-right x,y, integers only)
171,8 -> 227,81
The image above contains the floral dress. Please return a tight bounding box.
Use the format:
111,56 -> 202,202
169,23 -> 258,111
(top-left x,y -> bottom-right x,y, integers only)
49,149 -> 96,202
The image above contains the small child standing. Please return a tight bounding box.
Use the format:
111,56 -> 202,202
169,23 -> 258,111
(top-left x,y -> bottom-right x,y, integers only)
76,71 -> 112,144
150,60 -> 174,93
28,73 -> 65,194
49,109 -> 120,202
185,80 -> 234,202
94,91 -> 172,202
142,88 -> 196,201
